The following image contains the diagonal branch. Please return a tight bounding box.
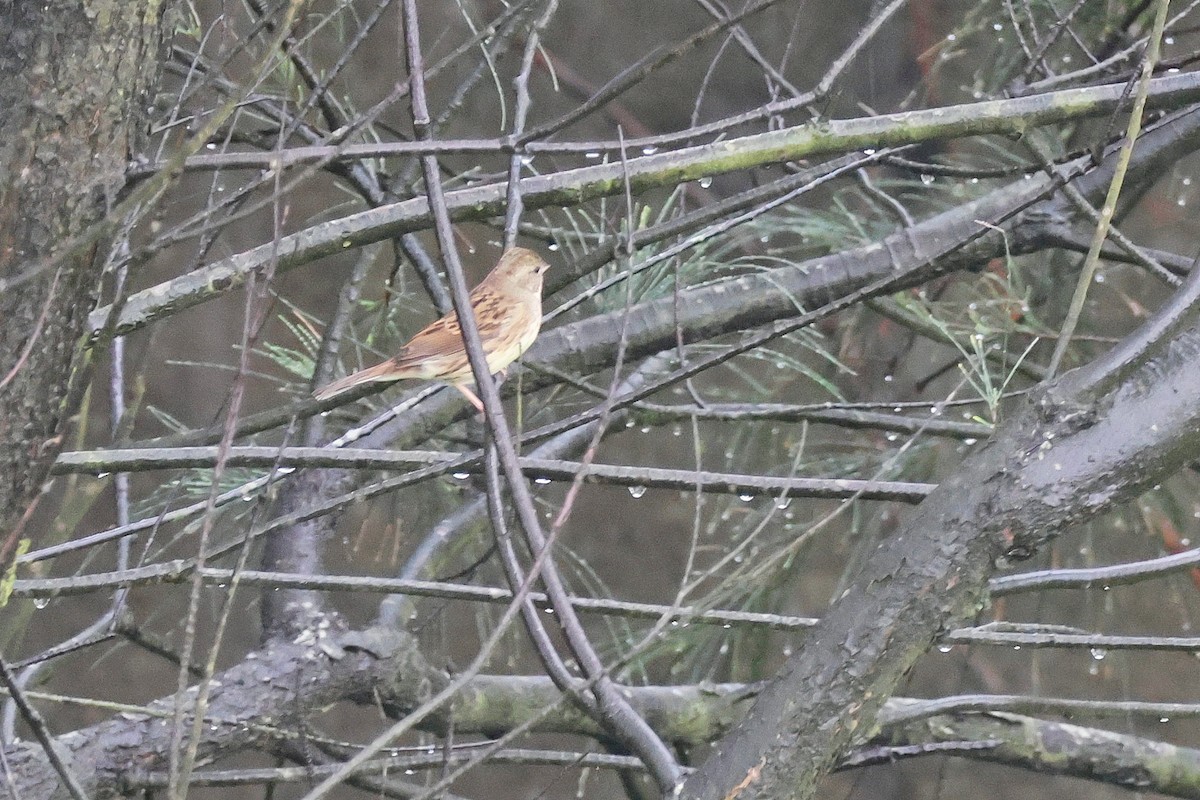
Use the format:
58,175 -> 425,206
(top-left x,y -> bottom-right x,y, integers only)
679,242 -> 1200,797
85,71 -> 1200,341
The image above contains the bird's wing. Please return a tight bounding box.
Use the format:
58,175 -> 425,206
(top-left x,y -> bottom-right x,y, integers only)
392,311 -> 466,368
393,289 -> 526,368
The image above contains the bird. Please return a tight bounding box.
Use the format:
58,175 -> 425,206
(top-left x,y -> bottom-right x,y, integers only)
313,247 -> 550,411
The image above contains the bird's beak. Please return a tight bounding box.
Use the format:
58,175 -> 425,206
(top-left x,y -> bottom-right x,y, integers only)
538,262 -> 550,275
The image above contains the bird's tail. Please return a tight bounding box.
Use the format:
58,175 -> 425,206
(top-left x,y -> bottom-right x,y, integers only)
313,360 -> 402,401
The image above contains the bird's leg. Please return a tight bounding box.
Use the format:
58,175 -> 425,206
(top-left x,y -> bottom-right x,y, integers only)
454,383 -> 485,413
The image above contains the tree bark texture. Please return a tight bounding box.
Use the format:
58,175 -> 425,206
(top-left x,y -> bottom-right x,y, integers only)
681,272 -> 1200,797
0,0 -> 168,569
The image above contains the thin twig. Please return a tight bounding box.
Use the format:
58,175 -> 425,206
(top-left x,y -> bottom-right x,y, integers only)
1047,0 -> 1172,375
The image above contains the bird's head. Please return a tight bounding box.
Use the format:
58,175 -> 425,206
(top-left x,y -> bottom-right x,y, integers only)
488,247 -> 551,295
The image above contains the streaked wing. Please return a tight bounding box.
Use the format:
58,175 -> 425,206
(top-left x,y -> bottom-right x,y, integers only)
392,312 -> 467,369
391,288 -> 531,370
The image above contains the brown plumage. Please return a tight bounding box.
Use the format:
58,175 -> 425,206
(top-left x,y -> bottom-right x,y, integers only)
314,247 -> 550,410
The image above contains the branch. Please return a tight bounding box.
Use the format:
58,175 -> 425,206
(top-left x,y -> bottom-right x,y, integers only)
85,72 -> 1200,340
880,703 -> 1200,798
51,446 -> 934,502
11,646 -> 1200,800
679,210 -> 1200,798
1,622 -> 439,800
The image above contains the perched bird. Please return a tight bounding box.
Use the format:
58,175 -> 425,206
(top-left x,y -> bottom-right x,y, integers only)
314,247 -> 550,411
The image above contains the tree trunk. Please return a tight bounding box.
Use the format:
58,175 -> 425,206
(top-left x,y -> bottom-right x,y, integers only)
0,0 -> 169,574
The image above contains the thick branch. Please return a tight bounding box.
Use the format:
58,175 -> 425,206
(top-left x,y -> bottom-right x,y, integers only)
680,231 -> 1200,797
2,622 -> 438,800
10,639 -> 1200,799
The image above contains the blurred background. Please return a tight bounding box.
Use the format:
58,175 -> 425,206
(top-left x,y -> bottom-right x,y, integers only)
10,1 -> 1200,798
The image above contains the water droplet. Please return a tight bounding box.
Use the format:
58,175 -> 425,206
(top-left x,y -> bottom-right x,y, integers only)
585,151 -> 601,159
920,174 -> 935,186
641,145 -> 658,155
738,493 -> 753,502
1090,647 -> 1107,661
774,497 -> 792,510
937,644 -> 953,653
628,485 -> 647,499
452,472 -> 469,480
698,176 -> 713,188
548,242 -> 559,251
534,477 -> 551,485
33,598 -> 49,609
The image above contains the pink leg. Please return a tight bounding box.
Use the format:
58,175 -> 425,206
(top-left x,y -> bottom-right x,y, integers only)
454,383 -> 485,412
